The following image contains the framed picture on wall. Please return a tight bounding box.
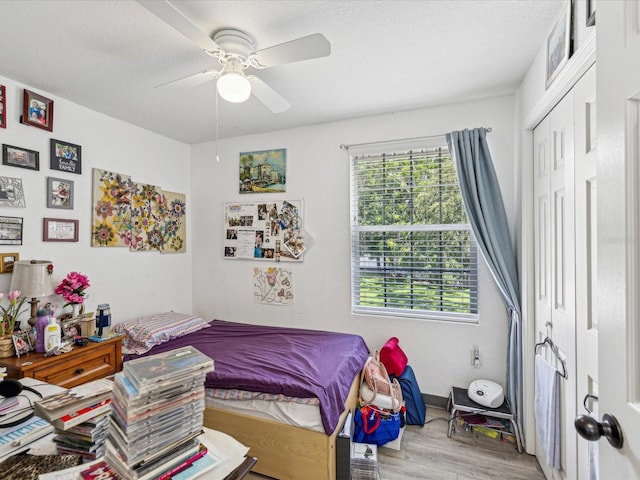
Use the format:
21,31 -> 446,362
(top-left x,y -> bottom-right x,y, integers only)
545,0 -> 572,89
0,85 -> 6,129
21,89 -> 54,132
0,177 -> 26,208
586,0 -> 595,27
0,252 -> 19,273
47,177 -> 74,209
239,148 -> 286,194
43,217 -> 78,242
0,217 -> 23,245
50,139 -> 82,174
2,144 -> 39,171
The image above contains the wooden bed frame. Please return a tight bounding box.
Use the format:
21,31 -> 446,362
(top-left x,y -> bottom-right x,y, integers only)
203,372 -> 361,480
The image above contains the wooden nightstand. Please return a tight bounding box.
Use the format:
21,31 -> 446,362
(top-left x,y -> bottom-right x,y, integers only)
0,336 -> 122,388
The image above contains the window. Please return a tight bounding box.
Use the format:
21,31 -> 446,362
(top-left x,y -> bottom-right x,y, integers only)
349,139 -> 478,322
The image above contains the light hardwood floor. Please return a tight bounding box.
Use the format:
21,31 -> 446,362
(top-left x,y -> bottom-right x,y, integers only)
246,407 -> 545,480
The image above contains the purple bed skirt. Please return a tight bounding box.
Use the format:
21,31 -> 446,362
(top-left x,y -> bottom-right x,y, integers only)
123,319 -> 370,434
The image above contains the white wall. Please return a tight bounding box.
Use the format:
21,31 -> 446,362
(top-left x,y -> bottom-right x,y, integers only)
191,95 -> 516,398
0,75 -> 192,325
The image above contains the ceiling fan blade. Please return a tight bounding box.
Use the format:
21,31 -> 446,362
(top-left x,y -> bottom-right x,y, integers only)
251,33 -> 330,68
137,0 -> 221,55
248,76 -> 291,113
154,70 -> 219,89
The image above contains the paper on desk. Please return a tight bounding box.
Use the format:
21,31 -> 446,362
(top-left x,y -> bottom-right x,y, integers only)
198,428 -> 250,479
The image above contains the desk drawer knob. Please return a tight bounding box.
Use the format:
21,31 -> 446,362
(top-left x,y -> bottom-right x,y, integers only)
75,367 -> 84,374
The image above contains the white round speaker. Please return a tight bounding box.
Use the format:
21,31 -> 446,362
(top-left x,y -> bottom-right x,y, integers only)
468,379 -> 504,408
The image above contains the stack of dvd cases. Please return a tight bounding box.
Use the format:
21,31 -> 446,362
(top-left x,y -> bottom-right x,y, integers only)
350,443 -> 381,480
105,346 -> 214,480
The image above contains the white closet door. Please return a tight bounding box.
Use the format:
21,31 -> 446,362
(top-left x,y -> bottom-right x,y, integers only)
533,88 -> 577,480
573,65 -> 598,480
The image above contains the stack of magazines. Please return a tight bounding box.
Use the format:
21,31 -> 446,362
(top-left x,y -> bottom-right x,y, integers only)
53,409 -> 111,460
104,346 -> 215,480
33,378 -> 113,460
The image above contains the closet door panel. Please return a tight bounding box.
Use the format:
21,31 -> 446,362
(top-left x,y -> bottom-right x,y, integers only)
574,65 -> 597,480
533,88 -> 577,480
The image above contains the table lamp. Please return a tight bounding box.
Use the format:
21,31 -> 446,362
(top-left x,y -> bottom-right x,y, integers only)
10,260 -> 54,327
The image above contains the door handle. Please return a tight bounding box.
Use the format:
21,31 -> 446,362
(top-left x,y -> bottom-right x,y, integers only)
574,413 -> 624,449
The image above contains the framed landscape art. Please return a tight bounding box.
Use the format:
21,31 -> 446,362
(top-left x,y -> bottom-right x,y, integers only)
239,148 -> 286,194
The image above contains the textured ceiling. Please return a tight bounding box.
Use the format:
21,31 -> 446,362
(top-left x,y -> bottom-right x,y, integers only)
0,0 -> 566,144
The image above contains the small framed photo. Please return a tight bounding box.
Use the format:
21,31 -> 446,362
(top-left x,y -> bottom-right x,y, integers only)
12,331 -> 32,357
43,217 -> 78,242
21,89 -> 54,131
586,0 -> 595,27
61,318 -> 81,340
0,85 -> 6,129
50,139 -> 82,175
0,176 -> 26,208
546,0 -> 572,89
47,177 -> 74,210
0,252 -> 19,274
0,217 -> 23,245
2,144 -> 39,171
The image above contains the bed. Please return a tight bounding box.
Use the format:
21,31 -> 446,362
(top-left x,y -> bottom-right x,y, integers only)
115,313 -> 369,480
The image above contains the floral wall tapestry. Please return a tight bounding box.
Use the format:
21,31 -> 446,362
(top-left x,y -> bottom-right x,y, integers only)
91,168 -> 186,254
253,267 -> 294,305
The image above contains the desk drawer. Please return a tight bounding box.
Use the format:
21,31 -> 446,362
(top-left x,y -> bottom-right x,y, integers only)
33,345 -> 117,388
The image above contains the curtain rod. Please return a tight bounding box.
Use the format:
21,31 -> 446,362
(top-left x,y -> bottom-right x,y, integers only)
339,127 -> 492,150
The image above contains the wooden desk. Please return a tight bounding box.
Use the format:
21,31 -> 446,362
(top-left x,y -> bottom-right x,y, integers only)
0,336 -> 122,388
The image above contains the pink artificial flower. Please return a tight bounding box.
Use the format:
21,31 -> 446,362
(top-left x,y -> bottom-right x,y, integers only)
55,271 -> 90,306
7,290 -> 21,302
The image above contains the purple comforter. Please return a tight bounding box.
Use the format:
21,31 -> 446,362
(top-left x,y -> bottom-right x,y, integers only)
123,320 -> 370,434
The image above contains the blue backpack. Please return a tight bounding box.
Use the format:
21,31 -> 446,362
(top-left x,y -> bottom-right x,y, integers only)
392,365 -> 427,426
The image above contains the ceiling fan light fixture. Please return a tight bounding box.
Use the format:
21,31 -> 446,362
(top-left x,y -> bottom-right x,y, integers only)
217,72 -> 251,103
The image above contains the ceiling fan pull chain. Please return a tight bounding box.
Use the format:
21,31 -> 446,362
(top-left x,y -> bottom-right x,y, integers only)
215,89 -> 221,162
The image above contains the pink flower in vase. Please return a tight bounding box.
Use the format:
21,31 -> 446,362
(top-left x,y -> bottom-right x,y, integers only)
55,271 -> 90,307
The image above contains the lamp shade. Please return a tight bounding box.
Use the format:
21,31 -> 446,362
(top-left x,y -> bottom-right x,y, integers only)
10,260 -> 54,298
217,72 -> 252,103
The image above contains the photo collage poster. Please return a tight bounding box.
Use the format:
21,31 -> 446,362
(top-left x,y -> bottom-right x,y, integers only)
224,199 -> 304,261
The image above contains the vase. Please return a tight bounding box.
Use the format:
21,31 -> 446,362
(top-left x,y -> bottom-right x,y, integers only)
0,334 -> 15,358
72,304 -> 81,318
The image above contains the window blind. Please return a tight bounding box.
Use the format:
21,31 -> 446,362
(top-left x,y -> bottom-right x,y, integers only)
350,145 -> 478,322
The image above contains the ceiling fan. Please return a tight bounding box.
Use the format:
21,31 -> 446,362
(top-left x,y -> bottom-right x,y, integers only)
137,0 -> 331,113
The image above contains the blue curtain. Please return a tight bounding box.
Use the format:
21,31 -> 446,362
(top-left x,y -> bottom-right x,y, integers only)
446,128 -> 523,442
